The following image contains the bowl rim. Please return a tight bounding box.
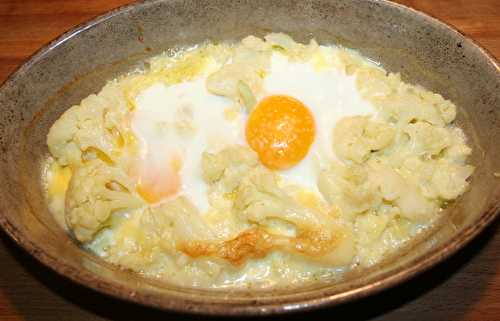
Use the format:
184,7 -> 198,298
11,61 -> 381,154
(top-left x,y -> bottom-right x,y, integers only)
0,0 -> 499,316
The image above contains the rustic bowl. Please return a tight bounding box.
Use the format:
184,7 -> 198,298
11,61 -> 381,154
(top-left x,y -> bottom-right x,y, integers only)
0,0 -> 498,316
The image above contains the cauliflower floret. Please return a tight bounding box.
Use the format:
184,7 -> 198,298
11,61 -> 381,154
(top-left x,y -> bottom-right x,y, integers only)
96,211 -> 166,271
394,184 -> 438,222
333,116 -> 395,163
264,33 -> 297,51
202,146 -> 260,217
241,35 -> 271,51
150,196 -> 215,244
355,215 -> 413,267
206,34 -> 319,111
368,163 -> 408,201
369,162 -> 439,222
359,69 -> 455,126
354,212 -> 390,264
147,44 -> 230,84
431,161 -> 474,200
373,92 -> 445,126
318,163 -> 381,217
443,127 -> 472,163
47,82 -> 130,166
264,33 -> 319,61
201,145 -> 259,184
412,85 -> 456,124
234,167 -> 328,231
65,160 -> 144,242
404,121 -> 451,156
355,212 -> 390,244
398,156 -> 437,197
398,155 -> 474,201
206,44 -> 270,111
356,67 -> 400,99
334,48 -> 372,75
351,52 -> 457,127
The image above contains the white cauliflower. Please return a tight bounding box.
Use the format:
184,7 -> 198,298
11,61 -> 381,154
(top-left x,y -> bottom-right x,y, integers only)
65,160 -> 143,242
351,52 -> 457,127
431,161 -> 474,200
241,35 -> 270,51
264,33 -> 319,61
206,33 -> 318,111
234,167 -> 329,231
47,82 -> 130,166
368,163 -> 408,201
148,196 -> 215,244
333,116 -> 395,163
443,127 -> 472,163
206,41 -> 270,111
412,85 -> 457,124
404,121 -> 451,156
373,92 -> 446,126
334,48 -> 373,75
320,161 -> 440,223
368,162 -> 438,222
398,155 -> 474,202
354,212 -> 390,262
355,214 -> 413,267
201,145 -> 259,185
318,163 -> 382,218
202,146 -> 355,266
393,184 -> 438,222
355,67 -> 398,99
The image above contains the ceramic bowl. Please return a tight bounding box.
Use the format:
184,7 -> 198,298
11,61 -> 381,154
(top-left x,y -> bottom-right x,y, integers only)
0,0 -> 498,315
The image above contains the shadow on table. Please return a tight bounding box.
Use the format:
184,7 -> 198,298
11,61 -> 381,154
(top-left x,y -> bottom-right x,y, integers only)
0,218 -> 498,321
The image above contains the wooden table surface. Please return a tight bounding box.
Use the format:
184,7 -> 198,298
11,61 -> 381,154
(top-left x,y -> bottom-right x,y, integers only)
0,1 -> 498,320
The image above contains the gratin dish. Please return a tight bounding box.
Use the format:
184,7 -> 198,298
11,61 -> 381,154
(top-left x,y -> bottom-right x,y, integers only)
0,0 -> 498,315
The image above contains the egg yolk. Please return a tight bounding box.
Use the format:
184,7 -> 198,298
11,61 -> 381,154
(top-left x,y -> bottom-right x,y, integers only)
135,158 -> 181,204
246,95 -> 315,170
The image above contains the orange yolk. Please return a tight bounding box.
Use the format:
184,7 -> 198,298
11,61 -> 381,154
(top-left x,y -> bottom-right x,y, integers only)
246,95 -> 315,170
134,158 -> 181,204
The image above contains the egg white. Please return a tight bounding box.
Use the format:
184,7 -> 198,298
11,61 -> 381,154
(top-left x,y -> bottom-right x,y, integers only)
261,52 -> 374,194
132,79 -> 246,212
131,51 -> 374,212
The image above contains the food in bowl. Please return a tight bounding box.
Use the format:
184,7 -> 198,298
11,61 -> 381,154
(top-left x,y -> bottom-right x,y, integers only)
44,33 -> 474,288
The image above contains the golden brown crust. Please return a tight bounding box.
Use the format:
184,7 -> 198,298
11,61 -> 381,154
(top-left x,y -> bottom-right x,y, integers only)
179,227 -> 342,266
291,230 -> 341,256
179,228 -> 276,266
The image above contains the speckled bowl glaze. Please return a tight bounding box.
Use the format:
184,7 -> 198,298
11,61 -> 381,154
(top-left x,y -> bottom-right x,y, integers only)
0,0 -> 499,315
